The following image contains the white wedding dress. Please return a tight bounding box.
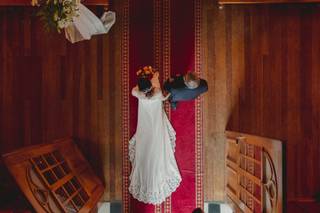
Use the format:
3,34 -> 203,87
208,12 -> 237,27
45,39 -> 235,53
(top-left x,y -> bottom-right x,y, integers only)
129,78 -> 182,205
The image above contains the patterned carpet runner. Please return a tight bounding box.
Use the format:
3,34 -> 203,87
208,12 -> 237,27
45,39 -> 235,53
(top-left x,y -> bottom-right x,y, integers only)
121,0 -> 203,212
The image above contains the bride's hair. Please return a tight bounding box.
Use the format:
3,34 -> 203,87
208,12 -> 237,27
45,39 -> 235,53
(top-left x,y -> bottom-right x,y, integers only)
137,77 -> 154,98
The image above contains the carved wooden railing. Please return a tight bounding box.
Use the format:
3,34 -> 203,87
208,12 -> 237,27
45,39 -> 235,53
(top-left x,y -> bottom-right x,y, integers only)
2,138 -> 104,213
226,131 -> 283,213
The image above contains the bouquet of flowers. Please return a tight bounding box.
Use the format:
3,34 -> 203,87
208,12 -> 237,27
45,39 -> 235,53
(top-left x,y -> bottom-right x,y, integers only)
136,66 -> 155,79
31,0 -> 79,33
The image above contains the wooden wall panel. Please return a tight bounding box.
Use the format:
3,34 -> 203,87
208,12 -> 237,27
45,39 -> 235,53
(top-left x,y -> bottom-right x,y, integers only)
0,6 -> 121,207
203,0 -> 320,210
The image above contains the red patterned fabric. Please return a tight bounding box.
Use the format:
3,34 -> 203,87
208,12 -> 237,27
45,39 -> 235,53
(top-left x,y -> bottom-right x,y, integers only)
122,0 -> 203,212
170,1 -> 196,212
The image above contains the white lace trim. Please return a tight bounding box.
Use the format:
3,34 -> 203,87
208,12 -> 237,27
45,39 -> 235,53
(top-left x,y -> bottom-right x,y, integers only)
128,136 -> 136,163
166,118 -> 176,151
129,175 -> 182,205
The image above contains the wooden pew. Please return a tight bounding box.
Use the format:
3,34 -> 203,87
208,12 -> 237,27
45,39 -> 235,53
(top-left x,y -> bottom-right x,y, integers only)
225,131 -> 283,213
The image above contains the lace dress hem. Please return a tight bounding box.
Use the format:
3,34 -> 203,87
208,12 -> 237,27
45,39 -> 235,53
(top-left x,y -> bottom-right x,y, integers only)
128,115 -> 179,204
129,175 -> 182,205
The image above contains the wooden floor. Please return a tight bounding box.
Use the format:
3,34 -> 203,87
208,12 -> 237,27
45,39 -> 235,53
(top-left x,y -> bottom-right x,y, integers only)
0,6 -> 122,201
203,0 -> 320,207
1,0 -> 320,210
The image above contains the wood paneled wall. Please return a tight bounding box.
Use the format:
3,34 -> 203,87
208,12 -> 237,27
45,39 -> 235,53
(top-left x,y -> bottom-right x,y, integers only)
203,0 -> 320,209
0,6 -> 122,203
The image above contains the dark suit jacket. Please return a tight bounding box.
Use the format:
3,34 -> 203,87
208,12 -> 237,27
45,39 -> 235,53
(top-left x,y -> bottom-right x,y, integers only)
164,75 -> 208,102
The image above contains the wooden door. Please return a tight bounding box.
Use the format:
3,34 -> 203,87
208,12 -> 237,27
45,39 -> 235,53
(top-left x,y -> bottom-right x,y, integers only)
2,138 -> 104,213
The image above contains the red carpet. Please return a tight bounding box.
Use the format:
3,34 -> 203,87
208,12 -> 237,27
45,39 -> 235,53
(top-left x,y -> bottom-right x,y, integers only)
121,0 -> 203,212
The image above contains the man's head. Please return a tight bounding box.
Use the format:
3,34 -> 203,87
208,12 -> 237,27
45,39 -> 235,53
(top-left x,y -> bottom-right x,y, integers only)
184,72 -> 200,89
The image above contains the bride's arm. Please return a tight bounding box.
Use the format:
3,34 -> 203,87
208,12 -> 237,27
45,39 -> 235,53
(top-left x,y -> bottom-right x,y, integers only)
132,86 -> 150,99
151,72 -> 171,101
151,72 -> 160,89
131,86 -> 140,98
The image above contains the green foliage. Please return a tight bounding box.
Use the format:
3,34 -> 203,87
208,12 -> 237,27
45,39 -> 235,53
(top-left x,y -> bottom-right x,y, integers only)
36,0 -> 79,33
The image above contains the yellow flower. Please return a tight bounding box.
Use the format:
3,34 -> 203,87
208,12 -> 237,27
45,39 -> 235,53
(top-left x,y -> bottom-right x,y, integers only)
31,0 -> 38,6
137,66 -> 156,77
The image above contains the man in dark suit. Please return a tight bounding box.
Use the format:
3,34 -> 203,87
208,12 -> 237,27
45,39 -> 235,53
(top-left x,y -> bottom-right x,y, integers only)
163,71 -> 208,110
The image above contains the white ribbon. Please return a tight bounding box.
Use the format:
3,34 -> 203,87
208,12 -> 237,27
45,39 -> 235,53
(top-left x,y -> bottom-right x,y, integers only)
65,3 -> 116,43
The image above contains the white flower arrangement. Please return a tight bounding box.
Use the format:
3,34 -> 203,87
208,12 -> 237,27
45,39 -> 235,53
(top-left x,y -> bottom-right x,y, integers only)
31,0 -> 79,33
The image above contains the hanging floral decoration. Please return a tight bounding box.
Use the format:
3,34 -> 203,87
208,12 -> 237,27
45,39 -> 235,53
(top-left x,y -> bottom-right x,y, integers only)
31,0 -> 79,33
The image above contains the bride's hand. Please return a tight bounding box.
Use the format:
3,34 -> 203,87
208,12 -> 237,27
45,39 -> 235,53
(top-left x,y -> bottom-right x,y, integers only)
162,93 -> 171,101
153,71 -> 159,78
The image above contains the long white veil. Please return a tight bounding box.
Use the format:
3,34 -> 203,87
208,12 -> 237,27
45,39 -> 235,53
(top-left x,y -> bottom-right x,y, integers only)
65,3 -> 116,43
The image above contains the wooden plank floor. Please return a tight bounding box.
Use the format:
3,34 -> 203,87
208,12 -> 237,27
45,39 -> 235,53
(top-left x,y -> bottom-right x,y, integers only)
1,1 -> 320,210
203,0 -> 320,209
0,6 -> 122,202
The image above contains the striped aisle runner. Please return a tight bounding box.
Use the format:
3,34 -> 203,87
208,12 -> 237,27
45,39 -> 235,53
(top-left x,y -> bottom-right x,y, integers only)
121,0 -> 203,212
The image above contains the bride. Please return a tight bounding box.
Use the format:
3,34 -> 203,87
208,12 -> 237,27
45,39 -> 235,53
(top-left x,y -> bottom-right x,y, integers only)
129,70 -> 182,205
